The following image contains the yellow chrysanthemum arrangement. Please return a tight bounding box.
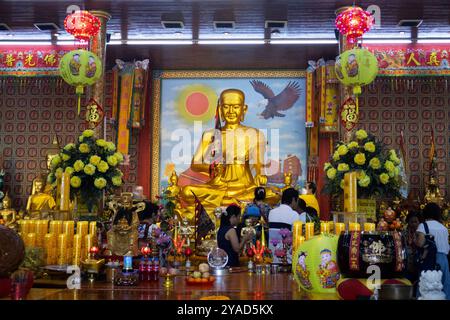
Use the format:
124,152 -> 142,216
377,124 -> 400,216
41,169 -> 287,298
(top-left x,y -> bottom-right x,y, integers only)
49,129 -> 125,210
323,129 -> 402,198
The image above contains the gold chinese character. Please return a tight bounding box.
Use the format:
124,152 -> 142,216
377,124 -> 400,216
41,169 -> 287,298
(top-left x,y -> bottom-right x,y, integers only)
5,54 -> 15,67
44,54 -> 56,66
427,52 -> 440,66
406,52 -> 420,66
24,54 -> 36,67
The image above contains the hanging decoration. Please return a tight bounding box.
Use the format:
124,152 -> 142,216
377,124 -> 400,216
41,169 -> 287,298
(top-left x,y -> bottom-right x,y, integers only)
335,48 -> 379,95
64,10 -> 101,42
59,49 -> 102,114
339,96 -> 358,132
85,98 -> 104,128
335,6 -> 374,44
112,59 -> 150,156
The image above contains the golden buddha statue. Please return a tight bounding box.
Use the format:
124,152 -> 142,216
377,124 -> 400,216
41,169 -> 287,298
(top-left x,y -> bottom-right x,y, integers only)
107,192 -> 145,256
424,176 -> 444,206
26,176 -> 56,218
166,171 -> 181,198
178,89 -> 279,220
280,172 -> 293,193
0,192 -> 19,231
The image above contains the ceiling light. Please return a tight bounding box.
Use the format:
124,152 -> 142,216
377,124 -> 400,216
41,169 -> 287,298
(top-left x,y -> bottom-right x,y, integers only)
417,38 -> 450,43
197,39 -> 265,45
126,40 -> 192,45
399,31 -> 405,35
0,41 -> 76,46
362,39 -> 412,44
270,39 -> 337,44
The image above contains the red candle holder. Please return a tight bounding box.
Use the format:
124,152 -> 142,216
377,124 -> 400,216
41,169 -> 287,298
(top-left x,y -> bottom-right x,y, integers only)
141,246 -> 152,257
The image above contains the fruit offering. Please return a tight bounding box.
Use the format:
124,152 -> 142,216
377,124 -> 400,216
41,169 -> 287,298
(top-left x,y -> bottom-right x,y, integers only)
187,264 -> 215,284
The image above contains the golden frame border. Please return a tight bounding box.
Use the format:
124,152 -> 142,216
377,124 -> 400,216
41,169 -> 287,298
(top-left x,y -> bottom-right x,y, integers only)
150,70 -> 306,200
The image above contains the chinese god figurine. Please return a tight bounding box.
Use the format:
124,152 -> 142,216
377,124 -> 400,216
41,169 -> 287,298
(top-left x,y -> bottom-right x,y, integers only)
107,192 -> 145,256
241,218 -> 256,251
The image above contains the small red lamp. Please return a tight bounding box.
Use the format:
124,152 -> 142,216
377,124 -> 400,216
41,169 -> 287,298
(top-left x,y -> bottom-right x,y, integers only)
64,10 -> 101,42
335,6 -> 374,44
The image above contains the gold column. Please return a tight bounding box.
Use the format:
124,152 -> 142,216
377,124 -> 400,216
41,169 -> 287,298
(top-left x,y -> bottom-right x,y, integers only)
88,10 -> 111,138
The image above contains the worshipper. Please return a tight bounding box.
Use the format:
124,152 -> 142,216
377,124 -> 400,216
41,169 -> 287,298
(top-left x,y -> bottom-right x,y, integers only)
415,203 -> 450,300
243,187 -> 272,222
137,202 -> 160,246
296,198 -> 308,222
299,181 -> 320,216
268,188 -> 301,264
217,204 -> 253,267
403,211 -> 422,293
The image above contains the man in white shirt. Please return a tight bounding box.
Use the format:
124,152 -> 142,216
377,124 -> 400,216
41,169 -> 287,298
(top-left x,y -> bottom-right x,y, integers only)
415,202 -> 450,300
268,188 -> 300,264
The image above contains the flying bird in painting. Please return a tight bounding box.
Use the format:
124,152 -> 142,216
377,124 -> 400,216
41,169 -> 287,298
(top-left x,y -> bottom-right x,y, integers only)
250,80 -> 301,119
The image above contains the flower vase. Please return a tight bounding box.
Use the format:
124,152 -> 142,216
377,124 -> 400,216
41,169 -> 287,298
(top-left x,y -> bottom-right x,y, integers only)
75,195 -> 100,219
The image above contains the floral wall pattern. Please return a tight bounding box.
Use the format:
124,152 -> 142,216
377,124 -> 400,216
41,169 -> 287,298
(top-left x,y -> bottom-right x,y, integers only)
357,78 -> 450,200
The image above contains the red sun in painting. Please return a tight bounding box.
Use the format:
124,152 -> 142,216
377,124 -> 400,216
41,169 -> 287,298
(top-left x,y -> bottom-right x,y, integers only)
177,84 -> 217,122
185,92 -> 209,116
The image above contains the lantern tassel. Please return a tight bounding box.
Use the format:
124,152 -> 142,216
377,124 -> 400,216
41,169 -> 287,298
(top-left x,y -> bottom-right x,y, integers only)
78,95 -> 81,115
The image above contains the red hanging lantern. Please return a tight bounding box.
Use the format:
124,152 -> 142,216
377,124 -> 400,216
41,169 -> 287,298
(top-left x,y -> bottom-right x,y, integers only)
335,6 -> 374,44
64,10 -> 101,41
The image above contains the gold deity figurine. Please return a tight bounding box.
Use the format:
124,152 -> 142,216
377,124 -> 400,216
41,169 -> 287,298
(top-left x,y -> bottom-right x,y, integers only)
0,192 -> 19,231
107,192 -> 145,256
280,172 -> 293,193
241,218 -> 256,251
178,89 -> 279,221
166,171 -> 181,197
424,177 -> 444,206
178,217 -> 195,247
26,177 -> 56,219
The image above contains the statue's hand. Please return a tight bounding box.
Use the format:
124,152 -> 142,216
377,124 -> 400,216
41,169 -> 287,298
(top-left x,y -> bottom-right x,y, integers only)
255,174 -> 268,186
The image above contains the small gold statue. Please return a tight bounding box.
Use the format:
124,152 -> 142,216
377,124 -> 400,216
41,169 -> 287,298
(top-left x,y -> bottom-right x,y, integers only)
424,177 -> 444,206
178,217 -> 195,247
0,192 -> 19,231
166,171 -> 181,198
280,172 -> 293,193
241,218 -> 256,251
26,176 -> 56,219
107,192 -> 145,256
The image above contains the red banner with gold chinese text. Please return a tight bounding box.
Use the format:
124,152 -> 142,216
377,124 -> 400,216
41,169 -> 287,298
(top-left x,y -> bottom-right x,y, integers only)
0,45 -> 86,77
364,44 -> 450,76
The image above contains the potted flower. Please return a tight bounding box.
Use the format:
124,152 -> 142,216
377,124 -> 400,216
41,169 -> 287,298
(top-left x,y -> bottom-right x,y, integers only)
323,129 -> 403,210
48,129 -> 125,216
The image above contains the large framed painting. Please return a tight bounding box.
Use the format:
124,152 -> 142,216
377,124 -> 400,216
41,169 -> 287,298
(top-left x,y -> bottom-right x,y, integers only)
151,70 -> 307,199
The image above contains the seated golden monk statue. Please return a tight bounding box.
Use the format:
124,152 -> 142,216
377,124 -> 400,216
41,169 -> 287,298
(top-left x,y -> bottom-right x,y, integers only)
0,192 -> 20,231
107,192 -> 145,256
178,89 -> 279,221
26,177 -> 56,218
280,172 -> 293,193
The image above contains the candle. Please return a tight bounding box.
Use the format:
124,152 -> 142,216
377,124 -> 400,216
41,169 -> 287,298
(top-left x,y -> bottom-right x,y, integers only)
328,221 -> 334,233
89,221 -> 97,236
73,234 -> 82,266
57,234 -> 68,265
305,223 -> 314,240
320,221 -> 330,234
28,220 -> 37,234
63,221 -> 74,238
335,223 -> 345,235
344,172 -> 357,213
60,173 -> 70,211
364,223 -> 376,232
25,233 -> 36,247
44,233 -> 56,265
292,221 -> 303,252
349,222 -> 361,232
77,221 -> 88,239
84,234 -> 94,259
56,176 -> 62,209
49,221 -> 63,235
260,218 -> 266,247
19,220 -> 30,234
